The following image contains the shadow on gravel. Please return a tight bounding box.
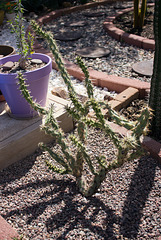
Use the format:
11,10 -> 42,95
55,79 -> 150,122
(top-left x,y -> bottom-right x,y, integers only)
120,156 -> 157,239
0,148 -> 42,185
1,175 -> 121,239
46,195 -> 120,240
1,153 -> 160,239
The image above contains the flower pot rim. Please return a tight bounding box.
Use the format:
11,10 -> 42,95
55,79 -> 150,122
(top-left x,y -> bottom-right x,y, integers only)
0,53 -> 52,77
0,44 -> 15,56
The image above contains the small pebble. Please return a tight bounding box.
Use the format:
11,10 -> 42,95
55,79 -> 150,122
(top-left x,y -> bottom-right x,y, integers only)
2,61 -> 14,70
31,59 -> 43,64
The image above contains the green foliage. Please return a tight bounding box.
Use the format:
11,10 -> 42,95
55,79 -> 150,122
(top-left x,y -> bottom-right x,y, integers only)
149,0 -> 161,139
9,0 -> 34,69
18,20 -> 151,197
133,0 -> 147,29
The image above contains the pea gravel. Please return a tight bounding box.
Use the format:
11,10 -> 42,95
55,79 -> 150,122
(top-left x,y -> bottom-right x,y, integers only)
0,1 -> 161,240
0,127 -> 161,240
40,1 -> 154,83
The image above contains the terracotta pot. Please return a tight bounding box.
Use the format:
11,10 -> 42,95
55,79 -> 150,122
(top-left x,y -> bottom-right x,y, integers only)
0,10 -> 4,25
0,45 -> 15,102
0,45 -> 15,58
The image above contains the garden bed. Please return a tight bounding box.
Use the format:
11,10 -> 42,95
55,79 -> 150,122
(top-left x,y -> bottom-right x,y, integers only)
114,5 -> 154,39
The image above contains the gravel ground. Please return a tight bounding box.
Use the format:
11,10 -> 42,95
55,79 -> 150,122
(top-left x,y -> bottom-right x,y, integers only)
0,128 -> 161,240
0,1 -> 161,240
40,1 -> 154,83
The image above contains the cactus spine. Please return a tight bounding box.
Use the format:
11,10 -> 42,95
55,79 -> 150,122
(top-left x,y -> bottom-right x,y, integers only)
133,0 -> 147,29
18,21 -> 151,197
149,0 -> 161,139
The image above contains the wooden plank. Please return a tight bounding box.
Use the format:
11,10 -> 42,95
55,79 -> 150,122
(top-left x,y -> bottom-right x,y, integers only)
0,95 -> 74,170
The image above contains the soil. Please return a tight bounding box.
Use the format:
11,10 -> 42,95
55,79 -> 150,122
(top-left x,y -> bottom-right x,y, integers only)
119,99 -> 148,121
114,6 -> 154,39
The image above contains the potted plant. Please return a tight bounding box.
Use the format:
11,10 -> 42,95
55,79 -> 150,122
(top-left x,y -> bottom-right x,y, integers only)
0,0 -> 52,118
5,1 -> 17,21
0,0 -> 5,25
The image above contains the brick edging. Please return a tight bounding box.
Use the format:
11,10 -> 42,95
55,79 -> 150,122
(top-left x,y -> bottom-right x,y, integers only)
37,0 -> 126,25
103,3 -> 155,50
0,215 -> 19,240
33,46 -> 150,98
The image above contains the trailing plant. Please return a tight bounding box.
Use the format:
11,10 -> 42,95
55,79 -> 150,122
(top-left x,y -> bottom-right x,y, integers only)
18,21 -> 151,197
9,0 -> 34,69
133,0 -> 147,29
149,0 -> 161,140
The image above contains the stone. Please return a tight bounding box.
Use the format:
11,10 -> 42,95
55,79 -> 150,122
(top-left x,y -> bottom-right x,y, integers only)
104,94 -> 114,101
31,59 -> 43,64
65,21 -> 87,27
54,31 -> 82,41
51,87 -> 68,99
76,46 -> 110,58
132,59 -> 153,77
83,11 -> 105,17
114,3 -> 133,9
0,55 -> 4,59
2,61 -> 14,70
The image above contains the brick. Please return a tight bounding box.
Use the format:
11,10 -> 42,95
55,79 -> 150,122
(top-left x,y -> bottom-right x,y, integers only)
121,32 -> 145,48
142,39 -> 155,50
105,26 -> 124,41
106,120 -> 131,136
104,16 -> 115,22
88,69 -> 150,98
0,215 -> 19,240
141,136 -> 161,164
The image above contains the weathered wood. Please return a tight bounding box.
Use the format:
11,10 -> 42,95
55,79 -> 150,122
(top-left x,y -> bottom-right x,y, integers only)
0,94 -> 74,170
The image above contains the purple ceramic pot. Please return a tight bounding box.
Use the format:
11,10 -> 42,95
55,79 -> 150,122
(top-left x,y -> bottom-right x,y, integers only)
0,53 -> 52,118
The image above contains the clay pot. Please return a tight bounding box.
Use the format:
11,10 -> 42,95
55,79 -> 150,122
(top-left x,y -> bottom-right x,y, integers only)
0,45 -> 15,58
0,45 -> 15,102
0,10 -> 4,25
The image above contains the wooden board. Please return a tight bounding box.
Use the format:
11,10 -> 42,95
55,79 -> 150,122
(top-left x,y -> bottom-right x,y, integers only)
0,94 -> 74,170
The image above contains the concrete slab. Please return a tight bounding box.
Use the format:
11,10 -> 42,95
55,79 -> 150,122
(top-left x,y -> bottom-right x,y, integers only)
0,94 -> 74,170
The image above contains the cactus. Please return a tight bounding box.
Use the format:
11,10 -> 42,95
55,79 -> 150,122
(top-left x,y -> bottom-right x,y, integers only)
9,0 -> 34,69
133,0 -> 147,29
149,0 -> 161,140
18,21 -> 151,197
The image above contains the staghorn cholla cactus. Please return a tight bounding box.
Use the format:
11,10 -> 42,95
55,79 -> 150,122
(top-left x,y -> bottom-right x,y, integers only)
18,21 -> 151,197
149,0 -> 161,140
